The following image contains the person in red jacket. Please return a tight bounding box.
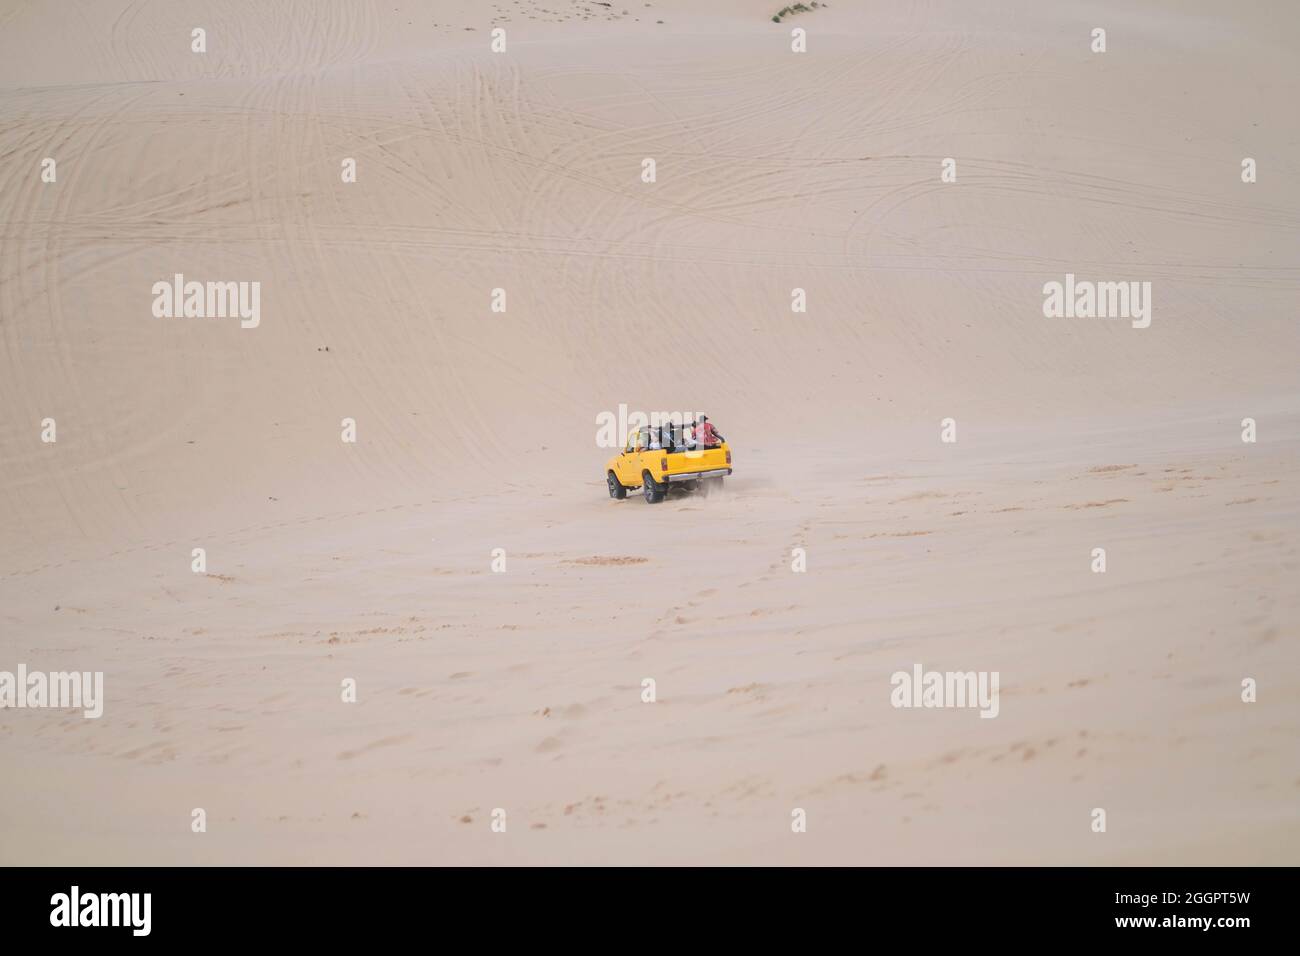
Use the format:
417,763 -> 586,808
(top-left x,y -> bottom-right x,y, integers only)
695,415 -> 723,447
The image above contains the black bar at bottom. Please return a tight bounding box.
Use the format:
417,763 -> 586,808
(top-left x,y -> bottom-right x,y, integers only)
0,866 -> 1285,942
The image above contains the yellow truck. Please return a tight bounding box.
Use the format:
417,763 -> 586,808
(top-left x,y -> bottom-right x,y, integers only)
606,425 -> 732,503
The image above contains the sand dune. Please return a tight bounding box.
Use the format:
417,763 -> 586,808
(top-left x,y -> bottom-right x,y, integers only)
1,0 -> 1297,864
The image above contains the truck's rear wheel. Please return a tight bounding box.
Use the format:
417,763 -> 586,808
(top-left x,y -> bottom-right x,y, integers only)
642,471 -> 665,504
607,472 -> 627,499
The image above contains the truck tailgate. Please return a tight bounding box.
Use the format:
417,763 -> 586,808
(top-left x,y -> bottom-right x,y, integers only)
664,447 -> 729,476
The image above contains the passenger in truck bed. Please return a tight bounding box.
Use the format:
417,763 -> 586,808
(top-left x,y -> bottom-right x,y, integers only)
693,416 -> 723,448
660,421 -> 678,452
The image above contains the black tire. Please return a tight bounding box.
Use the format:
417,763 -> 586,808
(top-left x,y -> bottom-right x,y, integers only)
607,472 -> 627,499
642,471 -> 665,503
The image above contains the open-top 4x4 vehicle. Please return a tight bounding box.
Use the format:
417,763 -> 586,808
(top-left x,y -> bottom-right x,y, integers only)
605,427 -> 731,503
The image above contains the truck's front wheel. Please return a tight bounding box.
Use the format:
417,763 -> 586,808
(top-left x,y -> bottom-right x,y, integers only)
642,471 -> 665,504
607,472 -> 627,499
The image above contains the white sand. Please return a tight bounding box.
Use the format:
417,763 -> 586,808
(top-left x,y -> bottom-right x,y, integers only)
1,0 -> 1297,864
